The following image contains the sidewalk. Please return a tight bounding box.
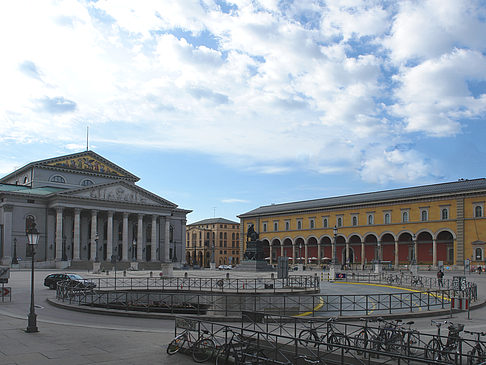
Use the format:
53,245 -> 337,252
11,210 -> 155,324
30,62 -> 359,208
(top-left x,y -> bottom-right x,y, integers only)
0,314 -> 194,365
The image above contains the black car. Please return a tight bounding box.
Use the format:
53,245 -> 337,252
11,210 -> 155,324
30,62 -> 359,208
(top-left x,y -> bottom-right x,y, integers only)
44,273 -> 96,290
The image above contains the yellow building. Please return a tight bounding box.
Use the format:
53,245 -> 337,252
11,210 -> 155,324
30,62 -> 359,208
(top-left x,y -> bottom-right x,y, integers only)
238,179 -> 486,269
186,218 -> 240,267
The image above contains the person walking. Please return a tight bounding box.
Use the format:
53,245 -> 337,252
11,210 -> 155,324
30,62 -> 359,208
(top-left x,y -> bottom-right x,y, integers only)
437,269 -> 444,287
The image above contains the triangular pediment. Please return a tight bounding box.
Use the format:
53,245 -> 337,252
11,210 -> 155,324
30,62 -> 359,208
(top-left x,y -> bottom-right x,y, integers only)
57,181 -> 177,207
38,151 -> 138,180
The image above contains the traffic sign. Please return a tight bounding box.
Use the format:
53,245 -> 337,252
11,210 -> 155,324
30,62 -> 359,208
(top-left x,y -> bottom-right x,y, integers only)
1,287 -> 10,296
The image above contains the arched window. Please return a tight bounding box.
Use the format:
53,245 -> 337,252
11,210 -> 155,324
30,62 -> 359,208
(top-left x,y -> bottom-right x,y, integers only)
475,206 -> 483,218
384,213 -> 390,224
118,222 -> 123,241
421,210 -> 428,221
352,216 -> 357,226
337,217 -> 342,227
402,211 -> 409,222
310,219 -> 315,229
297,221 -> 302,230
25,215 -> 36,233
146,224 -> 152,242
323,218 -> 328,228
441,209 -> 448,220
475,248 -> 483,261
368,215 -> 373,225
81,179 -> 94,186
50,175 -> 65,183
169,225 -> 174,242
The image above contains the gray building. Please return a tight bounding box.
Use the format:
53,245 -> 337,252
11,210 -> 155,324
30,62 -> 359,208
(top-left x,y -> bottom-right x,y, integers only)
0,150 -> 191,269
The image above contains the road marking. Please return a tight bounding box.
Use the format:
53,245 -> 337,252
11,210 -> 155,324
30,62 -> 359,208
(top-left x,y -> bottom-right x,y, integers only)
295,296 -> 325,317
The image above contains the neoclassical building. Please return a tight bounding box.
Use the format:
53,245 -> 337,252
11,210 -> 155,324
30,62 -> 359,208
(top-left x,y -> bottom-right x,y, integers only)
0,151 -> 191,269
238,179 -> 486,269
185,218 -> 240,267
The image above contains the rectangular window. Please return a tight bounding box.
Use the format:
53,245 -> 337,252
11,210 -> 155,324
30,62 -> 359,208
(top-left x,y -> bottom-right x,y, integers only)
337,216 -> 343,227
323,218 -> 328,228
297,219 -> 302,230
351,215 -> 358,226
441,207 -> 449,220
384,212 -> 391,224
367,214 -> 374,225
285,221 -> 290,231
309,219 -> 315,229
273,221 -> 278,231
402,210 -> 409,223
262,222 -> 267,232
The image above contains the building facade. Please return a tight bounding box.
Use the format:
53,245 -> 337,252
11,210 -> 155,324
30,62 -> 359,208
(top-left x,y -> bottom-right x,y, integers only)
0,151 -> 190,268
238,179 -> 486,269
186,218 -> 240,267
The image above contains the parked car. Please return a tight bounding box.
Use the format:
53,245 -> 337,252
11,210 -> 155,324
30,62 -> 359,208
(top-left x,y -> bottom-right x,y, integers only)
218,265 -> 233,270
44,273 -> 96,290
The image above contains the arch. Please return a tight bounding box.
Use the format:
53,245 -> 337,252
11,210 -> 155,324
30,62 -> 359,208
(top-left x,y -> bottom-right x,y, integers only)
306,236 -> 318,263
348,234 -> 362,263
380,233 -> 395,263
436,230 -> 454,265
417,231 -> 433,264
282,238 -> 293,260
335,235 -> 346,264
80,179 -> 94,186
363,234 -> 378,263
433,228 -> 457,240
397,232 -> 413,264
319,236 -> 332,262
261,239 -> 270,261
50,175 -> 66,183
475,247 -> 483,261
295,237 -> 305,264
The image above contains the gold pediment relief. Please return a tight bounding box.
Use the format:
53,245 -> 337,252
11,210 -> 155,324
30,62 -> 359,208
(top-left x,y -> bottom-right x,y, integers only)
46,155 -> 123,177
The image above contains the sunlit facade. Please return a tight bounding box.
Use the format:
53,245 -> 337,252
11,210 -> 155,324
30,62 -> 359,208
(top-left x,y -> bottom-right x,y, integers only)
239,179 -> 486,269
186,218 -> 240,267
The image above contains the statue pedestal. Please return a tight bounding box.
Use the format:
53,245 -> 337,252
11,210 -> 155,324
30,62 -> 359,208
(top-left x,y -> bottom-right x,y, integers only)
160,263 -> 173,277
234,260 -> 274,272
374,262 -> 382,274
210,263 -> 216,270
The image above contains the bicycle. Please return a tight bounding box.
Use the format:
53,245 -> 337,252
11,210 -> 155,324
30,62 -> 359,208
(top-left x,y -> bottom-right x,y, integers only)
466,330 -> 486,365
411,276 -> 424,287
215,329 -> 247,365
399,320 -> 421,356
167,328 -> 216,362
294,354 -> 327,365
298,317 -> 350,351
425,320 -> 464,362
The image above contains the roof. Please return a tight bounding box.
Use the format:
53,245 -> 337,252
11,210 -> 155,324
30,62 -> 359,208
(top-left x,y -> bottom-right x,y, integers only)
0,184 -> 67,196
239,178 -> 486,217
188,218 -> 239,226
0,150 -> 139,183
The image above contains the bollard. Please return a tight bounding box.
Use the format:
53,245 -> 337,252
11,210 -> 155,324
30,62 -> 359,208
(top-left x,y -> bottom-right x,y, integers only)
271,273 -> 275,279
184,272 -> 188,278
150,271 -> 153,277
123,270 -> 126,277
226,273 -> 230,279
106,270 -> 109,276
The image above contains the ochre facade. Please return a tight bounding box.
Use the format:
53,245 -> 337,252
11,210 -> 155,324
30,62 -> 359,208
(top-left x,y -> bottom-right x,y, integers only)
239,179 -> 486,269
186,218 -> 240,267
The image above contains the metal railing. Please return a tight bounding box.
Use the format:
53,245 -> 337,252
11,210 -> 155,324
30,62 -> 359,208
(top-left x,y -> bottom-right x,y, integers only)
170,314 -> 486,364
56,283 -> 454,317
76,276 -> 320,293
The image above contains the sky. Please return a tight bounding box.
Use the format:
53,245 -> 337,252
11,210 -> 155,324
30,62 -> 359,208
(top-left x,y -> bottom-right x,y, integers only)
1,0 -> 486,224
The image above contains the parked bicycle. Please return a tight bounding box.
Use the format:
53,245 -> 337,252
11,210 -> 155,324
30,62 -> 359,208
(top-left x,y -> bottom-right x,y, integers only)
411,276 -> 424,287
425,320 -> 464,362
298,317 -> 350,351
466,330 -> 486,365
167,328 -> 216,362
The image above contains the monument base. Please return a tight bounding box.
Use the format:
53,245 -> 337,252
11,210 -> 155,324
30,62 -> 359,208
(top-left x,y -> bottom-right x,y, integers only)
235,260 -> 275,272
160,263 -> 173,277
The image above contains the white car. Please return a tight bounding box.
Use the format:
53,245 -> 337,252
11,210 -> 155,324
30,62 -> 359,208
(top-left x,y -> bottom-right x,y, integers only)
218,265 -> 232,270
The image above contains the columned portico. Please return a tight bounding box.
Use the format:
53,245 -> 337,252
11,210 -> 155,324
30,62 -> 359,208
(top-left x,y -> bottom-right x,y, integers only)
164,218 -> 170,262
432,238 -> 437,267
90,210 -> 98,261
106,211 -> 114,261
122,213 -> 129,261
151,215 -> 157,262
73,208 -> 81,260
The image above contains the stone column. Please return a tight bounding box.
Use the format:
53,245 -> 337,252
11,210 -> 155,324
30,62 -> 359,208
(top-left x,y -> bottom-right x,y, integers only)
317,241 -> 321,266
165,219 -> 170,262
269,242 -> 273,265
432,238 -> 437,268
361,242 -> 365,268
137,214 -> 144,262
90,210 -> 98,261
414,239 -> 418,263
394,240 -> 399,269
151,215 -> 157,262
73,208 -> 81,260
304,243 -> 308,265
280,242 -> 284,257
292,243 -> 296,264
55,207 -> 63,261
106,211 -> 113,261
122,213 -> 129,261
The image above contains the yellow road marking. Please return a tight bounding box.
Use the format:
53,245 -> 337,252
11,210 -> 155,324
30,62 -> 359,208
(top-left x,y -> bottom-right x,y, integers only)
295,296 -> 325,317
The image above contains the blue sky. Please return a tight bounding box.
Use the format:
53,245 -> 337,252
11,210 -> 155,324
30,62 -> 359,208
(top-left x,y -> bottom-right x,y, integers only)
1,0 -> 486,224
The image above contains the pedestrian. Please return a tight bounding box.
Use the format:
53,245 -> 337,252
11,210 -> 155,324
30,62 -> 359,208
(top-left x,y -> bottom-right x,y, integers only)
437,269 -> 444,287
479,266 -> 482,275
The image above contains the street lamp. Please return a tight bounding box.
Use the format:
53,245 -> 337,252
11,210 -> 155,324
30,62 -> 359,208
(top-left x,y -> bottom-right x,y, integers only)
132,239 -> 136,261
410,234 -> 418,276
95,233 -> 99,262
299,242 -> 302,266
12,238 -> 18,265
26,223 -> 40,333
330,226 -> 338,280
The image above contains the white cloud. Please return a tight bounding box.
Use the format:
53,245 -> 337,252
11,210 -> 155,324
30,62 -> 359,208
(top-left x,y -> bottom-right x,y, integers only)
222,198 -> 250,203
0,0 -> 485,186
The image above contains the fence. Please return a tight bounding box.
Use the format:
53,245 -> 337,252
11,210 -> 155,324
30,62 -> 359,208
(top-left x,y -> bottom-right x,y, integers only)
171,314 -> 486,364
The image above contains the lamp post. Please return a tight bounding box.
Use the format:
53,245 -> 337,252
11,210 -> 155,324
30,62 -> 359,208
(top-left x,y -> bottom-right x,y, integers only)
26,223 -> 40,333
132,239 -> 136,261
299,242 -> 302,268
410,234 -> 418,275
94,233 -> 99,262
12,238 -> 18,265
375,240 -> 382,274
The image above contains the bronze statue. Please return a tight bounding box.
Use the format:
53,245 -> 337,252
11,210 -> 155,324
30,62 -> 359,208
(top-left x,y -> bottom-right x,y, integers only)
247,224 -> 259,242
